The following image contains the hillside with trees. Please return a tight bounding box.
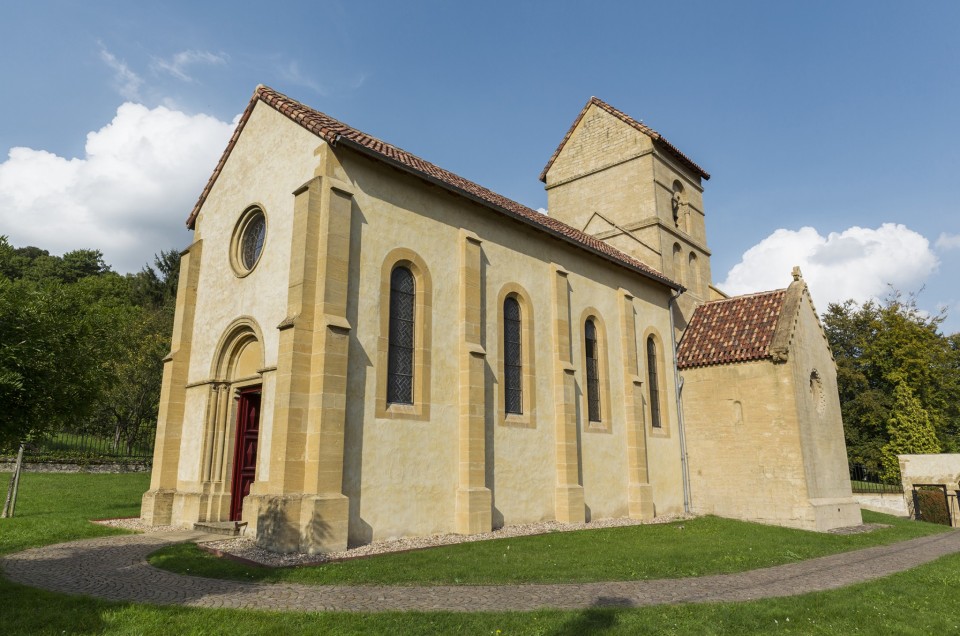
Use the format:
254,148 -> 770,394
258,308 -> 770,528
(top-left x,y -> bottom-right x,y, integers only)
0,236 -> 179,455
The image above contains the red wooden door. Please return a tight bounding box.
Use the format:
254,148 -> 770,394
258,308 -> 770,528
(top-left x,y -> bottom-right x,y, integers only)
230,387 -> 261,521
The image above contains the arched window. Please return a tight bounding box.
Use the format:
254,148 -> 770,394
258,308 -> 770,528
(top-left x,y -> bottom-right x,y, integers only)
688,252 -> 700,293
387,266 -> 415,404
647,336 -> 662,428
673,243 -> 683,286
585,319 -> 601,422
503,297 -> 523,415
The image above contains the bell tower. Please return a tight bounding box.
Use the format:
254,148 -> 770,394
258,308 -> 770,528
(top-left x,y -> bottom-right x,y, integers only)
540,98 -> 716,332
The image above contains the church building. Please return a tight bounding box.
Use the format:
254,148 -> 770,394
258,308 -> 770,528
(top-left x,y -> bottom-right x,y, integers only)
141,86 -> 860,553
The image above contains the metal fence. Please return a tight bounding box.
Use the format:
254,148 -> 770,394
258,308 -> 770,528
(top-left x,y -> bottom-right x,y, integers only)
849,464 -> 902,494
28,428 -> 155,460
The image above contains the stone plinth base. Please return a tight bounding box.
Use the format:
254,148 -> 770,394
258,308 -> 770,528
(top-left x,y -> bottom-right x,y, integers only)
809,497 -> 863,532
141,489 -> 175,525
628,483 -> 655,520
455,487 -> 492,534
249,493 -> 349,554
555,484 -> 585,523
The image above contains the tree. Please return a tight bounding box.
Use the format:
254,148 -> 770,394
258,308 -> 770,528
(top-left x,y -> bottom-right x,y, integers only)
880,383 -> 941,482
824,292 -> 960,473
0,237 -> 178,452
0,276 -> 113,448
129,249 -> 181,309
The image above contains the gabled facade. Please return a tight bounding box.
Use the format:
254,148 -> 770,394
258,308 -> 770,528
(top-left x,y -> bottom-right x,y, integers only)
142,87 -> 859,554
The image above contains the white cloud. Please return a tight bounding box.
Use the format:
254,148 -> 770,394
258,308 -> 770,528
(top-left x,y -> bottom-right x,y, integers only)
152,50 -> 228,82
720,224 -> 938,309
536,207 -> 548,215
936,232 -> 960,251
99,44 -> 143,101
0,103 -> 235,273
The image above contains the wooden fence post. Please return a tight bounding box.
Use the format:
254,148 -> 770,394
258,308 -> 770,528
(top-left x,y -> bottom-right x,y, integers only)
2,443 -> 25,518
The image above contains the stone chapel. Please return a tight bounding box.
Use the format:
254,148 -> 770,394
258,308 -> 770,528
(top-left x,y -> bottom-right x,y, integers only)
141,86 -> 861,553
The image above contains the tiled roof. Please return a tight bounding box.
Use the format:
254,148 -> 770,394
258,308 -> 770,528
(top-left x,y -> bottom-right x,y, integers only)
677,289 -> 787,369
186,86 -> 680,290
539,97 -> 710,182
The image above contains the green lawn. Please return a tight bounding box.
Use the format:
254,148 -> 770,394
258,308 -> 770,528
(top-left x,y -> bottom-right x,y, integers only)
2,471 -> 960,635
150,510 -> 946,586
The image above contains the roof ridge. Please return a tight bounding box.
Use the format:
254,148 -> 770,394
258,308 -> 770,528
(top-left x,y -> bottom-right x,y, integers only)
185,85 -> 680,290
702,288 -> 787,304
538,96 -> 710,182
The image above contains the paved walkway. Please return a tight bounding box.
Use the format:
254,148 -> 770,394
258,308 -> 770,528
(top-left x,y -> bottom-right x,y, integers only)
3,530 -> 960,612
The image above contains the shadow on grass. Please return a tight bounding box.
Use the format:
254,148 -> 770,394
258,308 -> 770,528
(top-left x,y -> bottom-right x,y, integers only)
0,578 -> 110,635
549,598 -> 631,635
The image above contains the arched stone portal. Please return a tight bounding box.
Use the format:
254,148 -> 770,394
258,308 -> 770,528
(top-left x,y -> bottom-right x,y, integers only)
197,319 -> 265,523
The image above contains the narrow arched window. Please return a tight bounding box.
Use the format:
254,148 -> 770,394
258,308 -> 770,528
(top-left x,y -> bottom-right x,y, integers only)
503,297 -> 523,415
387,266 -> 415,404
585,319 -> 601,422
673,243 -> 683,286
647,336 -> 662,428
688,252 -> 700,293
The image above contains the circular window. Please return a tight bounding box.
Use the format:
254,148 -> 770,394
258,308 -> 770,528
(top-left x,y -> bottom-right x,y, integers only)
231,207 -> 267,276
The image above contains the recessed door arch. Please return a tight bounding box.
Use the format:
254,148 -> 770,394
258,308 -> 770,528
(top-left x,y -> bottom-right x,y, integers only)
200,318 -> 265,522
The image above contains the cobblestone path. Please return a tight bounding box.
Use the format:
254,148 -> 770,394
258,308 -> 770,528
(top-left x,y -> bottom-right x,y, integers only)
3,530 -> 960,612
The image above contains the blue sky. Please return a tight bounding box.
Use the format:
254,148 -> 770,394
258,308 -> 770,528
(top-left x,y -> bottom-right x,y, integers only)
1,1 -> 958,331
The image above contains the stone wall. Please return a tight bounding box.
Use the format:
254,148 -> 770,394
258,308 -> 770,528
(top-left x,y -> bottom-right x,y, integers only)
0,460 -> 151,473
853,492 -> 907,517
898,453 -> 960,522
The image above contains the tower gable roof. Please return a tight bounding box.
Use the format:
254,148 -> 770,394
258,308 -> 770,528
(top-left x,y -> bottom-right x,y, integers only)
539,97 -> 710,183
186,86 -> 680,290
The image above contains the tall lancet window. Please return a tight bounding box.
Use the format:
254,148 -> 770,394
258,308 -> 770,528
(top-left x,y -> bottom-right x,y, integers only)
387,266 -> 416,404
503,297 -> 523,415
647,336 -> 662,428
585,319 -> 601,422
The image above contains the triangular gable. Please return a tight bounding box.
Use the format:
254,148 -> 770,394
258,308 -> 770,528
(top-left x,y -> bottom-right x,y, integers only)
539,97 -> 710,183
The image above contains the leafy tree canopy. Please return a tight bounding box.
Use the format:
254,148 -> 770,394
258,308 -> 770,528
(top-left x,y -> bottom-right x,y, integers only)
824,292 -> 960,474
0,236 -> 180,451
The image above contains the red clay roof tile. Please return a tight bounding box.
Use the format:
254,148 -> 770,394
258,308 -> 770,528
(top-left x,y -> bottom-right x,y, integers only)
186,86 -> 680,290
677,289 -> 787,369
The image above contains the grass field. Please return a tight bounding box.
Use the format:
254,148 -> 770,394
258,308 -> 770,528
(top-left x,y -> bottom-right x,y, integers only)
3,472 -> 960,635
150,510 -> 946,586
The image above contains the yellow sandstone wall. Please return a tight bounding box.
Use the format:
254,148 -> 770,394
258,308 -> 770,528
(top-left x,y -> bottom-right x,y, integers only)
337,152 -> 685,544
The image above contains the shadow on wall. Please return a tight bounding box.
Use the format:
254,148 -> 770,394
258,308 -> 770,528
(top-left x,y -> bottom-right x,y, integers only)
255,497 -> 332,552
344,200 -> 373,547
